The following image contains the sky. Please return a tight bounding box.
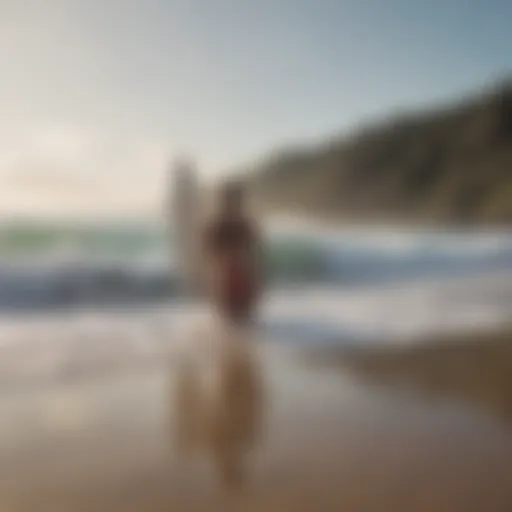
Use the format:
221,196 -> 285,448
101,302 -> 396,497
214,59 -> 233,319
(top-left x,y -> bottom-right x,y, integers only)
1,0 -> 511,218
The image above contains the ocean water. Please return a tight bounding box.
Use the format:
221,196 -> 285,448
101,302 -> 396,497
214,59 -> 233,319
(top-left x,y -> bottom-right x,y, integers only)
0,218 -> 511,353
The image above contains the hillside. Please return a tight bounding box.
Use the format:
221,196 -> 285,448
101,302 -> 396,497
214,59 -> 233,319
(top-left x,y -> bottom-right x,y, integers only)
248,81 -> 512,225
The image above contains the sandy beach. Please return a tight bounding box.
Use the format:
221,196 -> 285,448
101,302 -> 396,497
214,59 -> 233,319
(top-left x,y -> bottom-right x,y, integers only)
1,316 -> 512,511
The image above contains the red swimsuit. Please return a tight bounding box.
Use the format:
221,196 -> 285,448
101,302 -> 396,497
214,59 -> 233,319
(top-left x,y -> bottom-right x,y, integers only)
206,218 -> 257,320
223,258 -> 254,314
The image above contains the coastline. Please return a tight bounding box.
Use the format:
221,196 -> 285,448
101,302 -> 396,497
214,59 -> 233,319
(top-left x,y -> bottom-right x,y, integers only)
1,326 -> 512,510
307,328 -> 512,424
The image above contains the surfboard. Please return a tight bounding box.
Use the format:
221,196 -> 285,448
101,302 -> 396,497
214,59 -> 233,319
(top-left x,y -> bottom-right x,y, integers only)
169,159 -> 201,292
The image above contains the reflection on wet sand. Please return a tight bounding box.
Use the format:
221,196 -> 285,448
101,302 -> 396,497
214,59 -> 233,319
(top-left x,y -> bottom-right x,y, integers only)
1,323 -> 512,510
316,330 -> 512,426
172,321 -> 264,487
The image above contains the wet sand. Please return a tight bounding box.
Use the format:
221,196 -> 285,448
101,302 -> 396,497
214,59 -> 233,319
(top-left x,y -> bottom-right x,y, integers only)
1,326 -> 512,511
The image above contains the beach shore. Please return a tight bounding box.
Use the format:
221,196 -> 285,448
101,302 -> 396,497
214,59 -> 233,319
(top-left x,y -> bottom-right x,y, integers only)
309,327 -> 512,423
1,323 -> 512,511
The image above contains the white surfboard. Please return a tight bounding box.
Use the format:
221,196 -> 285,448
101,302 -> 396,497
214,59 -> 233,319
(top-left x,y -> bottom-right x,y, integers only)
169,158 -> 201,291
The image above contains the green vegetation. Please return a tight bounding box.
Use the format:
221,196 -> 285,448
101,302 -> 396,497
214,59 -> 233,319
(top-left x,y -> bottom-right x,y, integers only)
249,81 -> 512,225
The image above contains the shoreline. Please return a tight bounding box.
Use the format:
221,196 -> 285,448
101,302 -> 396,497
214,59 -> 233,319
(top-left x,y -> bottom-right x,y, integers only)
2,326 -> 512,510
307,328 -> 512,425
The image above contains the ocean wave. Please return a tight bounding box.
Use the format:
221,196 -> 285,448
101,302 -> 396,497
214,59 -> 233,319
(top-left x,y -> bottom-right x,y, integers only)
0,221 -> 511,312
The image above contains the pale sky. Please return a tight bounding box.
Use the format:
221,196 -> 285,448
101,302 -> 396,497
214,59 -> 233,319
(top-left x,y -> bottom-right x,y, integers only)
1,0 -> 511,218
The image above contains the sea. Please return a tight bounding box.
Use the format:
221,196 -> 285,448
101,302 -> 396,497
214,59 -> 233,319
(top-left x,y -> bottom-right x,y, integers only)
0,216 -> 511,373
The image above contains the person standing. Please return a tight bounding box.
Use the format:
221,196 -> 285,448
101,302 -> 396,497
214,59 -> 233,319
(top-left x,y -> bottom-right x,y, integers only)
201,180 -> 262,324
